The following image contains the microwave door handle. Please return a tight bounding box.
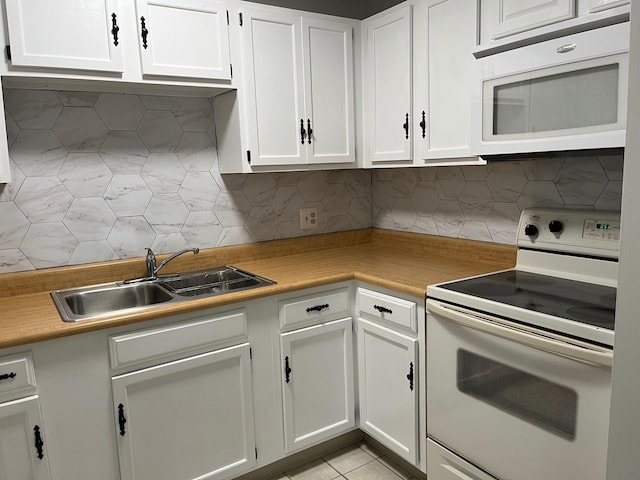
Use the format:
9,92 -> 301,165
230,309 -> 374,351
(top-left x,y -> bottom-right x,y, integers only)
426,300 -> 613,369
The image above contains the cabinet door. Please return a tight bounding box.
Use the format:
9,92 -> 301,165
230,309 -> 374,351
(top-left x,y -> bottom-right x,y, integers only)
135,0 -> 231,80
0,396 -> 51,480
0,86 -> 8,183
416,0 -> 480,162
4,0 -> 123,72
364,4 -> 412,163
302,18 -> 356,164
357,318 -> 418,464
242,8 -> 305,166
590,0 -> 630,13
493,0 -> 576,39
112,344 -> 256,480
280,318 -> 355,452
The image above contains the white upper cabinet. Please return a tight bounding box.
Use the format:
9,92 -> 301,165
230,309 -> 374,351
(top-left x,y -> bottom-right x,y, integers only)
302,18 -> 355,165
242,9 -> 305,166
362,4 -> 412,163
241,4 -> 356,168
361,0 -> 481,168
479,0 -> 630,49
493,0 -> 576,39
135,0 -> 231,80
0,88 -> 10,183
4,0 -> 124,72
414,0 -> 482,164
3,0 -> 231,82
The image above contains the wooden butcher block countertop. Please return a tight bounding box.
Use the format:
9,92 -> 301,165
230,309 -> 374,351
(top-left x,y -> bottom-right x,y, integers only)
0,229 -> 516,349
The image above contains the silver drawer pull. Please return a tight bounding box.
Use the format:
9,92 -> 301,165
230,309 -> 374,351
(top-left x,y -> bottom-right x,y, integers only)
556,43 -> 576,54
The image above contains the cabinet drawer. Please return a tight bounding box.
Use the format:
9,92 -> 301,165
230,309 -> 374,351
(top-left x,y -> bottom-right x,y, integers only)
280,288 -> 350,329
0,353 -> 36,402
357,288 -> 416,332
109,309 -> 247,371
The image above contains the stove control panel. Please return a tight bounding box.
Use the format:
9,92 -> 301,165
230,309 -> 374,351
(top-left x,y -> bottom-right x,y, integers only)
517,208 -> 620,258
583,219 -> 621,241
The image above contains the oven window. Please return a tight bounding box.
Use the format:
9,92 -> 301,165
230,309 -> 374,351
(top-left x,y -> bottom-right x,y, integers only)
457,349 -> 578,440
493,63 -> 619,135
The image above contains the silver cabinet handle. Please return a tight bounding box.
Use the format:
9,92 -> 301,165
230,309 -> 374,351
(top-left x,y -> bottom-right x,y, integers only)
556,43 -> 576,54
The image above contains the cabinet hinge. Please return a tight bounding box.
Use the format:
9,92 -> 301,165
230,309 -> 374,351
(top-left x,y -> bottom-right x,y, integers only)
255,447 -> 258,459
226,10 -> 229,25
239,12 -> 243,26
246,150 -> 251,164
5,45 -> 11,61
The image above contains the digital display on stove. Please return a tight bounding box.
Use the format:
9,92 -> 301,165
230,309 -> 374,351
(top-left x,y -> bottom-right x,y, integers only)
596,223 -> 612,230
437,270 -> 616,331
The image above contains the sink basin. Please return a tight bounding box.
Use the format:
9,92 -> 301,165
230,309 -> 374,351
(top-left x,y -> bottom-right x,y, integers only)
53,282 -> 174,322
159,266 -> 273,297
51,266 -> 276,322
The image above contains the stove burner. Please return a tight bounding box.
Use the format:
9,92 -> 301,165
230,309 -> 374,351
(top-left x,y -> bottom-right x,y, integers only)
464,283 -> 517,297
438,269 -> 617,334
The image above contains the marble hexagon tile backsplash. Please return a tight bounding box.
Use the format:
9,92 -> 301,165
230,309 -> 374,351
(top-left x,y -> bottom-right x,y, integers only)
0,89 -> 371,273
372,155 -> 623,243
0,88 -> 625,274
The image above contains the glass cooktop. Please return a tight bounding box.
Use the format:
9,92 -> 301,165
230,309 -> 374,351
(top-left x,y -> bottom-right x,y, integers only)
439,270 -> 616,331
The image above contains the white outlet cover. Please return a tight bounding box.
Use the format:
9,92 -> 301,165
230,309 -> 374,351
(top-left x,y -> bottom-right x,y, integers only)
300,208 -> 318,230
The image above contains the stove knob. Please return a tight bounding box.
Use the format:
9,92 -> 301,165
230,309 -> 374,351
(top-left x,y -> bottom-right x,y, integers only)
549,220 -> 563,233
524,224 -> 539,237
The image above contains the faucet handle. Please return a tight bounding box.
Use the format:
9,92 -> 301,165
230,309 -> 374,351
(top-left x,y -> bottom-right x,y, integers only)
145,248 -> 156,278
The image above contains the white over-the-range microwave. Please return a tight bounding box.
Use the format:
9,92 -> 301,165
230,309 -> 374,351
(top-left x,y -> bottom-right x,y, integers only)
472,21 -> 629,157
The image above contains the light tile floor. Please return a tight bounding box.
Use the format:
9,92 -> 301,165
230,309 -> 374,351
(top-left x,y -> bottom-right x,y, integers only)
270,442 -> 422,480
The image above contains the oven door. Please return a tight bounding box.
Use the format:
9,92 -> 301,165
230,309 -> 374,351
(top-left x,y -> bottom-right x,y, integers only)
426,299 -> 612,480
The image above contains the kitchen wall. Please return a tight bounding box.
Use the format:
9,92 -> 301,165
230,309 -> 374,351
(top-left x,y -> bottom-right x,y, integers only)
0,89 -> 624,274
0,89 -> 371,273
372,155 -> 623,244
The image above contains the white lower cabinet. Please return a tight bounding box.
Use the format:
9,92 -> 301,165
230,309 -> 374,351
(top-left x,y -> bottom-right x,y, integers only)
357,318 -> 418,464
280,317 -> 355,452
0,282 -> 427,480
0,395 -> 51,480
0,352 -> 50,480
112,344 -> 256,480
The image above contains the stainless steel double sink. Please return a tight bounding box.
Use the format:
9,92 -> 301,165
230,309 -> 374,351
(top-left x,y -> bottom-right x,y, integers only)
51,266 -> 276,322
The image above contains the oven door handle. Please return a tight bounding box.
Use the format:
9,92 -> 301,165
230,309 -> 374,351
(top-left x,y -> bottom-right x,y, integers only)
427,300 -> 613,369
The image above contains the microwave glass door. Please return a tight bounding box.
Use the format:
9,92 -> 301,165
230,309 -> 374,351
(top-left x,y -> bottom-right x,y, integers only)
483,54 -> 627,141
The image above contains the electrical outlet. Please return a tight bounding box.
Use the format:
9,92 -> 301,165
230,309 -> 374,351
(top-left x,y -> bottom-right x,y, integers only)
300,208 -> 318,230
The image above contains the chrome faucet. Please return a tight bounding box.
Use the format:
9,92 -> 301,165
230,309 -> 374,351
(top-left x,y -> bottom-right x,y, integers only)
145,247 -> 200,279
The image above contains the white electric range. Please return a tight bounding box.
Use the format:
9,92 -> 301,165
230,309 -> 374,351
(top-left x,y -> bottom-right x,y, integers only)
425,208 -> 620,480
